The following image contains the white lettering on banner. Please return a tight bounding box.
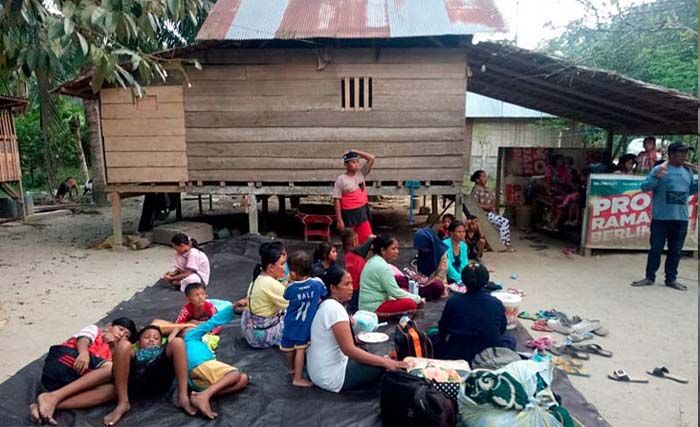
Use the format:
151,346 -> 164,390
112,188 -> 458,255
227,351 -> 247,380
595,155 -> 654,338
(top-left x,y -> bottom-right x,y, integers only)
593,198 -> 611,216
591,225 -> 650,242
631,193 -> 651,211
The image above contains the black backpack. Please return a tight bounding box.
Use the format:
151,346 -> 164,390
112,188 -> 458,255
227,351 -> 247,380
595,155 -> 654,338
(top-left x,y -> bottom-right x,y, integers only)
380,370 -> 456,427
395,320 -> 433,361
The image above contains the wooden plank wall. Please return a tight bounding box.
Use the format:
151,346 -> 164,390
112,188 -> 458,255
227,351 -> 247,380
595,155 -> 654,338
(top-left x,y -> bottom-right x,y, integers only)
183,48 -> 468,182
100,86 -> 188,184
0,108 -> 21,183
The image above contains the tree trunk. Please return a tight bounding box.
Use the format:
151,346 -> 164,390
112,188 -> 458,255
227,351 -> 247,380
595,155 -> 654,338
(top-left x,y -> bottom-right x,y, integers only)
72,116 -> 90,183
37,73 -> 57,194
83,98 -> 108,207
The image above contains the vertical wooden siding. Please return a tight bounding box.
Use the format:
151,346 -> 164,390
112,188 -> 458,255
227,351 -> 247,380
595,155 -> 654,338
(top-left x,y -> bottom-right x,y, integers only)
100,86 -> 188,184
0,108 -> 21,183
183,48 -> 468,182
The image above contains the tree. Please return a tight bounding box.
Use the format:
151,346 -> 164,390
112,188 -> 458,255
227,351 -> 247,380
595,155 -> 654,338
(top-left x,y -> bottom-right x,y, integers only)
544,0 -> 698,96
541,0 -> 697,153
1,0 -> 211,199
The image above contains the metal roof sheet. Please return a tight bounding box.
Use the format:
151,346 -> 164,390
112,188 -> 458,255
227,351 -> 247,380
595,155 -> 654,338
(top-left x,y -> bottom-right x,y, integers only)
197,0 -> 506,41
466,92 -> 554,118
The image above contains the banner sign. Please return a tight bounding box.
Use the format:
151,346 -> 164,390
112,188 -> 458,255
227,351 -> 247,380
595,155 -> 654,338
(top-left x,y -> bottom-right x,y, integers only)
585,174 -> 698,250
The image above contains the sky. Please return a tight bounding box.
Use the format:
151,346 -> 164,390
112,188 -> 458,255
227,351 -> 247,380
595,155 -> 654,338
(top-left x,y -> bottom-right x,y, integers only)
479,0 -> 656,49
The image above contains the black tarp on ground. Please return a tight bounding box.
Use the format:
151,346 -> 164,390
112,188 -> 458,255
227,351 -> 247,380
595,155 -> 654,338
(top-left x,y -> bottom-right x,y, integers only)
0,237 -> 610,427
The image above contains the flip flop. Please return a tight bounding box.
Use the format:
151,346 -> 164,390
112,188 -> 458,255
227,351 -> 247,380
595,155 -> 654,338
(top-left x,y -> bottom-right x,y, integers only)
507,288 -> 526,297
566,332 -> 594,343
647,366 -> 688,383
548,345 -> 590,360
526,337 -> 554,351
571,343 -> 613,357
592,326 -> 610,336
608,369 -> 648,383
518,311 -> 538,321
553,357 -> 590,377
531,320 -> 553,332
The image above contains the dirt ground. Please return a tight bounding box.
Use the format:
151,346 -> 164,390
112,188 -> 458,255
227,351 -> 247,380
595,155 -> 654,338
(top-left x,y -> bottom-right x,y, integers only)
0,196 -> 696,427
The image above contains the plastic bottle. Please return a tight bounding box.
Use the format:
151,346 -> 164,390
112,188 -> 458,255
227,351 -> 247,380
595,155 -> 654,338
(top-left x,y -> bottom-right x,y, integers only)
399,312 -> 410,328
408,280 -> 418,295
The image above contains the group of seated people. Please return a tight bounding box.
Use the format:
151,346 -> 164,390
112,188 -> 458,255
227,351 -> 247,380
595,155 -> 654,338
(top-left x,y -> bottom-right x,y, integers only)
29,225 -> 514,425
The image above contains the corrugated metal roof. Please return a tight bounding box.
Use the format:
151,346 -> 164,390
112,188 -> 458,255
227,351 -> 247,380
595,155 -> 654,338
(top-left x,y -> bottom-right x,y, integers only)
466,92 -> 554,118
197,0 -> 506,41
0,95 -> 28,109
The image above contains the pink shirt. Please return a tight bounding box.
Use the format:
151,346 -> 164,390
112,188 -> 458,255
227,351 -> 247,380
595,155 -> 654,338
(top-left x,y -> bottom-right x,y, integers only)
173,248 -> 210,285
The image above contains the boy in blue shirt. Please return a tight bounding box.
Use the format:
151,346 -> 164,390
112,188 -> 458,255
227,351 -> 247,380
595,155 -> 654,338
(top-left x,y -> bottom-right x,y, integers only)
186,302 -> 248,419
632,142 -> 698,291
280,251 -> 327,387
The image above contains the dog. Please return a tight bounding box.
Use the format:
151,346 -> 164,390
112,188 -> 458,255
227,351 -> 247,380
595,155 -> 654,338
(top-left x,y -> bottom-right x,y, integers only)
56,177 -> 79,199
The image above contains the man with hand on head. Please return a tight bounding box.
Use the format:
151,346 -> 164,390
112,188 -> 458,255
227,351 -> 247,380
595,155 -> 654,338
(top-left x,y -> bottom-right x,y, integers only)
333,149 -> 376,244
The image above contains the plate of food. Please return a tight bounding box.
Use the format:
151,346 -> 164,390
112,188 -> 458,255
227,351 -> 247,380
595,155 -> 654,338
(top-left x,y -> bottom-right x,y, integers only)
357,332 -> 389,344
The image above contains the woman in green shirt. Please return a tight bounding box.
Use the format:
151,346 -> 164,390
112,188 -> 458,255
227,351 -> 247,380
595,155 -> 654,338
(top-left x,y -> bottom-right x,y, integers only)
359,235 -> 423,320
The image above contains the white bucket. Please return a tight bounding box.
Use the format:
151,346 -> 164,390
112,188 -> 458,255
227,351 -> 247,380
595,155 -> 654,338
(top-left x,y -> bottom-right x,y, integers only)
492,292 -> 522,330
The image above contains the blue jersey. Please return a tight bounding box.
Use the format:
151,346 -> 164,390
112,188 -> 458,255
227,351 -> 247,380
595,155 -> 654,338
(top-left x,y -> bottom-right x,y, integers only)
282,278 -> 327,342
642,165 -> 698,221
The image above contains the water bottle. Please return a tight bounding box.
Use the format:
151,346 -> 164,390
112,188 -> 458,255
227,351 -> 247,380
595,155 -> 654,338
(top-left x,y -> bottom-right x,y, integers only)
399,312 -> 410,328
408,280 -> 418,295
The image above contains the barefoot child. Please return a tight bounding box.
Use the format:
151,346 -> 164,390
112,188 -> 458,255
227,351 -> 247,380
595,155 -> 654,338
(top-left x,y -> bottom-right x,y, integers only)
163,233 -> 211,292
311,241 -> 337,277
29,318 -> 137,425
186,301 -> 248,419
281,251 -> 327,387
176,283 -> 221,336
103,325 -> 195,425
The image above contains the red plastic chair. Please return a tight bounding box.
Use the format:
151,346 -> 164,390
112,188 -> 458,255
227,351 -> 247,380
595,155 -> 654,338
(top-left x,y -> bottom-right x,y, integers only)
295,213 -> 334,242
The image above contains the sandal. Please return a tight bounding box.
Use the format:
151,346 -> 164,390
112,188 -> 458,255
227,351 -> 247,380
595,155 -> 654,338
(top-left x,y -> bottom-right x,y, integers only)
507,288 -> 526,297
608,369 -> 648,383
531,320 -> 553,332
518,311 -> 538,321
647,366 -> 688,383
526,337 -> 554,351
548,344 -> 590,360
592,325 -> 610,336
552,357 -> 590,377
571,343 -> 613,357
566,332 -> 594,343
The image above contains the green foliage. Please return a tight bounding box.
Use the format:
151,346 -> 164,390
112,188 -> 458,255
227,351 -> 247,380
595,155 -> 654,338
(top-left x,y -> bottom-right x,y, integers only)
15,97 -> 86,190
544,0 -> 698,96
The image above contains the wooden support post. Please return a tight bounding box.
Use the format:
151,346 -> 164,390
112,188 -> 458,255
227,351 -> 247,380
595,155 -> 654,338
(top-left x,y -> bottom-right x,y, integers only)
605,130 -> 615,161
290,195 -> 301,209
278,195 -> 286,215
431,195 -> 438,215
174,193 -> 183,221
198,195 -> 203,215
248,194 -> 259,235
110,192 -> 123,250
454,191 -> 464,220
261,195 -> 269,216
208,194 -> 213,211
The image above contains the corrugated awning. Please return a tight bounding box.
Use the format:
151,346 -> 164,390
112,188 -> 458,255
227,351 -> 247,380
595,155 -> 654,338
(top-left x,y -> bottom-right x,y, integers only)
466,42 -> 699,134
196,0 -> 507,41
0,95 -> 28,109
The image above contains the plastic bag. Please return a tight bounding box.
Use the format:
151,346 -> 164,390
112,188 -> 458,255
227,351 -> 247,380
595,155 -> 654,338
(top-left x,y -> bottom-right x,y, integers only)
353,310 -> 378,334
458,359 -> 574,427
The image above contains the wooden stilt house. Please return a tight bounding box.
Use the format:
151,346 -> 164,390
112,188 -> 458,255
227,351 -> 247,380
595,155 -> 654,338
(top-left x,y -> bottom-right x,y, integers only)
57,0 -> 508,244
0,96 -> 28,219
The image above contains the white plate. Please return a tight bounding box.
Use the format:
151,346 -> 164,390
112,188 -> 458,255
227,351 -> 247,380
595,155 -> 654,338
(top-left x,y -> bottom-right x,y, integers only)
358,332 -> 389,344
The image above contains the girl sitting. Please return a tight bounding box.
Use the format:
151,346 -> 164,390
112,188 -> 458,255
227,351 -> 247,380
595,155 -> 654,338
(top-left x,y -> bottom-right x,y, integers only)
443,221 -> 469,284
311,241 -> 337,278
241,242 -> 289,349
163,233 -> 211,293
